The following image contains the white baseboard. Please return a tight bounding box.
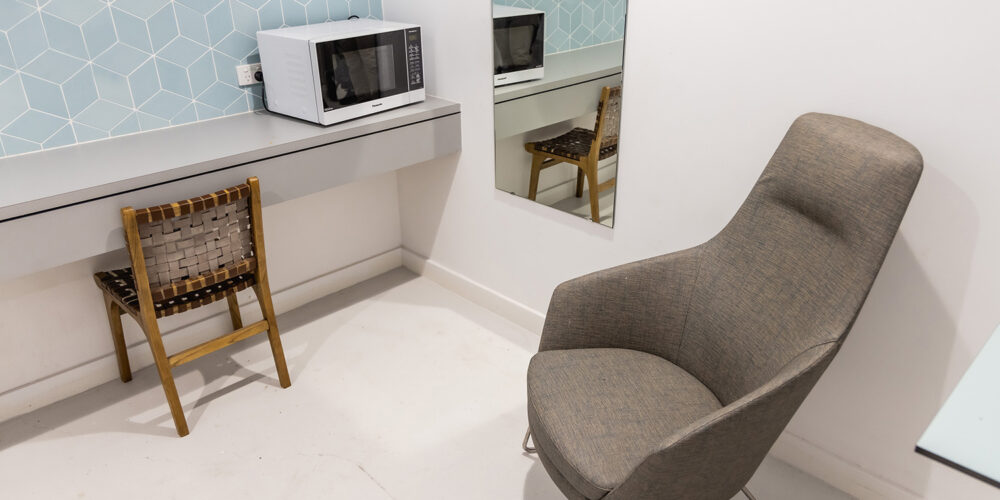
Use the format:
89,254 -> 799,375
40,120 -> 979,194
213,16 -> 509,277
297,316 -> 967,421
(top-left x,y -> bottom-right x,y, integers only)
0,248 -> 403,424
770,432 -> 922,500
401,248 -> 546,334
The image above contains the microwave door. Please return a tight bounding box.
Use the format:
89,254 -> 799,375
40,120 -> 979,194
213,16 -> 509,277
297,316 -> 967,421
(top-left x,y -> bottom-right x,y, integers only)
316,31 -> 408,112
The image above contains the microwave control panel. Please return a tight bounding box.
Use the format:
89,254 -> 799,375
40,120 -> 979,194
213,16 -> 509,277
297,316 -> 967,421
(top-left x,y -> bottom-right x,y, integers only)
406,28 -> 424,91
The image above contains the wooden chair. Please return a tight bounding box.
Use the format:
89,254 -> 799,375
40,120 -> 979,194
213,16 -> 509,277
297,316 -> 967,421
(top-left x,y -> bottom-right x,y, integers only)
526,85 -> 622,222
93,177 -> 291,437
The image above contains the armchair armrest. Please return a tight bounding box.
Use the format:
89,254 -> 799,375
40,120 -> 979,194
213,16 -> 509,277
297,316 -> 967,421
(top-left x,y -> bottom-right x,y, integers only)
539,247 -> 703,362
605,342 -> 839,500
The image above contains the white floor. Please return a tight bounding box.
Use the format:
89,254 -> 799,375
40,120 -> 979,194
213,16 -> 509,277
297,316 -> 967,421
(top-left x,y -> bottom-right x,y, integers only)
0,269 -> 852,499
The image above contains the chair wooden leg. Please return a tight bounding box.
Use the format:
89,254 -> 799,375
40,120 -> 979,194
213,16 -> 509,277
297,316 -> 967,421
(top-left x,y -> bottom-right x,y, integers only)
528,154 -> 544,201
140,316 -> 189,437
253,282 -> 291,389
102,293 -> 132,383
575,168 -> 585,198
585,161 -> 601,221
225,291 -> 243,330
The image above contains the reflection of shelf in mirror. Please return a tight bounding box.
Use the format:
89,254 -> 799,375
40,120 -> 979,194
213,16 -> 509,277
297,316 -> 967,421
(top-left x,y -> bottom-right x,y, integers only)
494,73 -> 622,140
494,40 -> 625,104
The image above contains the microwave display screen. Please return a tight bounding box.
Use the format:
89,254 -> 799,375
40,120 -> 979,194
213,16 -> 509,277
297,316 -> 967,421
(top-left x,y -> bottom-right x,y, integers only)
494,14 -> 544,75
316,31 -> 408,111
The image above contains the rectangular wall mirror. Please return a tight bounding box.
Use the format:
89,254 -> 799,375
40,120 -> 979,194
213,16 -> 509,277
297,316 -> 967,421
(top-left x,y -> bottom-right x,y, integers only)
492,0 -> 627,227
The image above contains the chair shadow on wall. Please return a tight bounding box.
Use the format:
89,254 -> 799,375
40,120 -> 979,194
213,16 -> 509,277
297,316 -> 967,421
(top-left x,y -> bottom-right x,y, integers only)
782,165 -> 978,496
0,268 -> 418,450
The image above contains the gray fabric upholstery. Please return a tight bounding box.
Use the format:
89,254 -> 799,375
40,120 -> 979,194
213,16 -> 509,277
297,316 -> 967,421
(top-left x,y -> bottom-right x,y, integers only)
528,113 -> 923,500
605,343 -> 837,500
528,349 -> 722,499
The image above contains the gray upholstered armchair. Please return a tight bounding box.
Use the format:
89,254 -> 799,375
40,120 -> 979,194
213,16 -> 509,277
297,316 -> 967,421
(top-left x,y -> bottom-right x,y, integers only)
526,113 -> 923,500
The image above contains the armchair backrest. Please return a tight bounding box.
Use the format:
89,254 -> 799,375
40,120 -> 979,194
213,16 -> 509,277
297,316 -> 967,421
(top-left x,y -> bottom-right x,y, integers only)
675,113 -> 923,405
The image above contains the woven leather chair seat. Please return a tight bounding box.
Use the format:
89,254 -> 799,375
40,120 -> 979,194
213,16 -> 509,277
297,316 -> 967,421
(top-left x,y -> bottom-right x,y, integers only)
532,128 -> 618,161
96,267 -> 255,319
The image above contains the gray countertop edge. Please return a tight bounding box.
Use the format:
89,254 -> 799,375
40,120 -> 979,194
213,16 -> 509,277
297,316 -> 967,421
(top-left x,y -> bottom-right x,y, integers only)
0,96 -> 460,222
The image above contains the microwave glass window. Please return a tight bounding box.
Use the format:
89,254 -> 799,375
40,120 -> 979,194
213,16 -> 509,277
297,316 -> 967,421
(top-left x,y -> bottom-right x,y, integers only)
495,26 -> 535,68
493,15 -> 543,75
336,45 -> 397,98
316,31 -> 408,111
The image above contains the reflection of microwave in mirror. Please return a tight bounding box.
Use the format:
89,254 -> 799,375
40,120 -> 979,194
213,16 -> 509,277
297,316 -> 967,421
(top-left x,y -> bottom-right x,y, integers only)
493,5 -> 545,86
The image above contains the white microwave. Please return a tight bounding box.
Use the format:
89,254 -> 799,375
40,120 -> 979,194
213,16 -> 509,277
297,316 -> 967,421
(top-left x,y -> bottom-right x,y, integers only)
257,19 -> 425,126
493,5 -> 544,86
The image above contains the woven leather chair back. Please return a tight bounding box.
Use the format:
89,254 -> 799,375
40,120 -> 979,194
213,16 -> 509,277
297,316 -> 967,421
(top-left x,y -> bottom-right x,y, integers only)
132,183 -> 256,301
594,86 -> 623,150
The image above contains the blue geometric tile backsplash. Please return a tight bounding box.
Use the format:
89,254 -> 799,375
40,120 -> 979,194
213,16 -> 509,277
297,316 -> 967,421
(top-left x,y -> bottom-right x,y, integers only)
494,0 -> 626,55
0,0 -> 382,159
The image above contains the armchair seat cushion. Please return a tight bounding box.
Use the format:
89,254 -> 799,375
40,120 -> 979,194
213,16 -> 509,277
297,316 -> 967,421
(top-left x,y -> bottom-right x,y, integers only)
527,348 -> 722,499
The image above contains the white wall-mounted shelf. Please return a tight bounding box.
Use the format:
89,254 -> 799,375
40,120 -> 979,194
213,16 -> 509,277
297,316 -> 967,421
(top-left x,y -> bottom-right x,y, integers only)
0,97 -> 462,281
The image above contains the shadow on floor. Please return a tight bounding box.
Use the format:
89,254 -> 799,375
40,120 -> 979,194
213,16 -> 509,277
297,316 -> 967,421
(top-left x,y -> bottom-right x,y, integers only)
521,454 -> 853,500
0,269 -> 419,450
523,459 -> 568,500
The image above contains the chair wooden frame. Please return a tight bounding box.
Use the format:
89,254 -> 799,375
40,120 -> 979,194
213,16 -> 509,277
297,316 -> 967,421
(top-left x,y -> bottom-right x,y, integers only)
95,177 -> 290,437
526,86 -> 622,222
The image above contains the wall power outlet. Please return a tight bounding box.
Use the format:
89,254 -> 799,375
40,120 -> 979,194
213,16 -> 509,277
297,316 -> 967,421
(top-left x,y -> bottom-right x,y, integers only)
236,63 -> 263,86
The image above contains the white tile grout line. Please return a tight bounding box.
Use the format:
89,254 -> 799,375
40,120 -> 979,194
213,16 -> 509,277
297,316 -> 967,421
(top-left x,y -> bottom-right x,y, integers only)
56,79 -> 76,143
2,13 -> 122,146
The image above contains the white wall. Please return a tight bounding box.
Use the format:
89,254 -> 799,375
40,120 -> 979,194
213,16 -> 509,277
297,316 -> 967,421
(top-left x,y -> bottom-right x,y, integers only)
0,172 -> 403,420
385,0 -> 1000,498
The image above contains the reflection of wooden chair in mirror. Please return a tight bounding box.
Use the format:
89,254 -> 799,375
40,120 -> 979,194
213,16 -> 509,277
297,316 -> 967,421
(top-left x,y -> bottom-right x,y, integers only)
525,85 -> 622,222
92,177 -> 291,437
